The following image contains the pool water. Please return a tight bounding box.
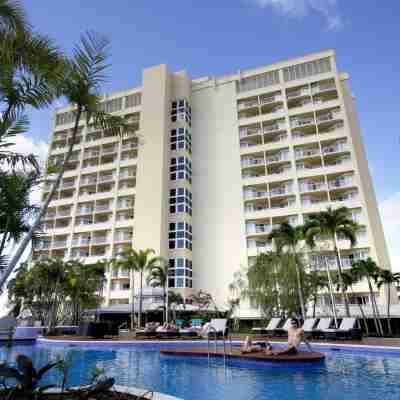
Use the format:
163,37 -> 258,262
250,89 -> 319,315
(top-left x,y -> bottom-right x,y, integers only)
1,342 -> 400,400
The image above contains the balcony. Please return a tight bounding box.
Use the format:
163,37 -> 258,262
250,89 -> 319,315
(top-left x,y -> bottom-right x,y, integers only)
270,199 -> 296,209
102,146 -> 117,154
268,164 -> 292,176
316,109 -> 341,123
322,143 -> 347,155
263,122 -> 286,134
295,148 -> 320,159
325,156 -> 351,168
290,117 -> 315,128
287,88 -> 310,99
246,224 -> 271,234
61,180 -> 75,189
99,174 -> 114,182
300,182 -> 326,193
239,127 -> 262,138
52,240 -> 67,248
114,233 -> 133,242
57,209 -> 71,217
80,177 -> 97,186
44,212 -> 56,219
76,207 -> 93,215
244,204 -> 268,213
117,201 -> 134,209
119,171 -> 136,179
243,189 -> 268,200
72,237 -> 91,246
311,83 -> 336,94
95,204 -> 111,212
270,186 -> 293,197
301,196 -> 328,207
122,142 -> 138,150
265,152 -> 289,165
238,99 -> 259,110
92,236 -> 108,244
241,158 -> 265,168
259,94 -> 282,105
328,177 -> 354,189
331,191 -> 358,203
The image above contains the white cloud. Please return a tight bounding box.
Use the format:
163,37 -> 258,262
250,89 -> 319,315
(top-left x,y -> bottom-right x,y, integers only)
380,192 -> 400,272
248,0 -> 343,30
10,134 -> 49,165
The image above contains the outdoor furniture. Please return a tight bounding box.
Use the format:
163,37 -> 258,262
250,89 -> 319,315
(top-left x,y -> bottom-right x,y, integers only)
156,324 -> 180,339
201,318 -> 228,339
251,318 -> 281,336
175,319 -> 184,329
0,317 -> 17,340
191,319 -> 203,329
302,318 -> 319,339
273,319 -> 292,337
179,328 -> 199,338
322,318 -> 362,341
310,318 -> 333,339
136,322 -> 160,338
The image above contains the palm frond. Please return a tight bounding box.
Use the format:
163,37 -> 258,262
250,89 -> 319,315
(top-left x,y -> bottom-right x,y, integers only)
0,0 -> 28,33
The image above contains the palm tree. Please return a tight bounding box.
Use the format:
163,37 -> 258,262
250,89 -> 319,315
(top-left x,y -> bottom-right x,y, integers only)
0,0 -> 26,33
112,249 -> 138,331
352,258 -> 383,336
268,222 -> 307,320
304,206 -> 359,317
342,270 -> 369,335
375,269 -> 400,336
125,248 -> 162,328
0,170 -> 40,257
147,261 -> 168,323
307,272 -> 329,318
168,291 -> 184,322
0,32 -> 130,291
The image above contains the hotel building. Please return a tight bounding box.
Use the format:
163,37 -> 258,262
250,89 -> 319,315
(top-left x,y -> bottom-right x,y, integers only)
33,49 -> 392,317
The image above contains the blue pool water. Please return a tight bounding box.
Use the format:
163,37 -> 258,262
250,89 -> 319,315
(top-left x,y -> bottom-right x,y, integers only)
1,341 -> 400,400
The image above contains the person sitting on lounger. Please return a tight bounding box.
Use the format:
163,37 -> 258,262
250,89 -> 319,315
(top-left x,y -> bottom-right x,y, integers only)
266,319 -> 313,355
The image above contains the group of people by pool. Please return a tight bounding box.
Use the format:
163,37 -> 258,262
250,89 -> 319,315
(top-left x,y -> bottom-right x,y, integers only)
241,318 -> 313,356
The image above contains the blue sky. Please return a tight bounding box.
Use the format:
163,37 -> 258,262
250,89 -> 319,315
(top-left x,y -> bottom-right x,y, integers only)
17,0 -> 400,269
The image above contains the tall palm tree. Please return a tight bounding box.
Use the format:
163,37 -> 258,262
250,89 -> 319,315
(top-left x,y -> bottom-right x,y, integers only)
0,32 -> 130,291
375,269 -> 400,336
112,249 -> 139,331
0,0 -> 26,33
342,270 -> 369,335
0,170 -> 40,258
127,248 -> 162,328
304,206 -> 359,317
147,261 -> 168,323
268,222 -> 307,320
352,258 -> 383,336
168,291 -> 184,322
307,272 -> 329,318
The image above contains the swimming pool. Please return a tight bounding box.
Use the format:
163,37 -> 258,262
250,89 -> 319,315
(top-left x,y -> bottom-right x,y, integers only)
1,340 -> 400,400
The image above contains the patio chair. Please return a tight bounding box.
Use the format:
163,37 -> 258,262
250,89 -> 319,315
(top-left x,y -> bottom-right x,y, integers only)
251,317 -> 281,336
273,318 -> 292,337
201,319 -> 228,339
175,319 -> 184,329
323,318 -> 362,341
302,318 -> 319,339
191,319 -> 203,329
311,318 -> 333,339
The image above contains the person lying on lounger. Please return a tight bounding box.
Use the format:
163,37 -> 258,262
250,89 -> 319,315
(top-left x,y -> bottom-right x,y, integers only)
266,319 -> 313,356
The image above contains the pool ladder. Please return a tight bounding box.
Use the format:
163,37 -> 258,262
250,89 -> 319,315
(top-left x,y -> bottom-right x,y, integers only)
207,327 -> 233,365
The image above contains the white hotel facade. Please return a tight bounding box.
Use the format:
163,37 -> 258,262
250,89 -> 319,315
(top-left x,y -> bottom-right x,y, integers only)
33,50 -> 393,316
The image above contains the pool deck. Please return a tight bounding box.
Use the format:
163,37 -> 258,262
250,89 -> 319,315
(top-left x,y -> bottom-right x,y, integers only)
160,348 -> 325,363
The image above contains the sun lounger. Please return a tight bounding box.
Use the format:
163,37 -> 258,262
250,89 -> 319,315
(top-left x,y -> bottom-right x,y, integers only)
179,328 -> 198,338
311,318 -> 333,339
302,318 -> 318,338
191,319 -> 203,329
322,318 -> 362,340
252,318 -> 281,336
273,319 -> 292,337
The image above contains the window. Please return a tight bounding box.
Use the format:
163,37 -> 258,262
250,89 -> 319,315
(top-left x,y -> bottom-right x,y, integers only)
237,70 -> 280,93
170,127 -> 192,153
171,99 -> 191,125
102,98 -> 122,113
170,156 -> 192,183
169,188 -> 192,215
125,93 -> 141,108
283,58 -> 331,82
168,222 -> 192,250
168,258 -> 193,288
121,282 -> 130,290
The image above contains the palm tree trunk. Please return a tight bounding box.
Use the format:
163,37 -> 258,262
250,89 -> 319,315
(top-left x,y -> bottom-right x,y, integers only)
387,283 -> 392,336
0,218 -> 9,256
324,255 -> 339,328
138,271 -> 143,328
0,107 -> 83,291
333,238 -> 350,317
350,286 -> 369,335
130,270 -> 135,330
295,262 -> 306,320
372,290 -> 384,336
368,279 -> 381,336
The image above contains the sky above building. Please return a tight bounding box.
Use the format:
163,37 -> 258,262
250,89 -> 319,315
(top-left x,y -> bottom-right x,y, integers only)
15,0 -> 400,270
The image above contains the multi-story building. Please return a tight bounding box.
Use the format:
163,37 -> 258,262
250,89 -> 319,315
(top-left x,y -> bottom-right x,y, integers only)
34,49 -> 392,317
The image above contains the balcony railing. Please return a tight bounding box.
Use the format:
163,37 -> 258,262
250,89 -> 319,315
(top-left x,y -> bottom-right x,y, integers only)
81,177 -> 97,185
244,205 -> 268,213
328,178 -> 353,189
312,83 -> 336,94
295,148 -> 320,159
119,172 -> 136,179
300,182 -> 326,192
302,197 -> 328,206
102,147 -> 117,154
62,181 -> 75,189
317,110 -> 341,123
271,200 -> 296,209
290,117 -> 315,128
114,234 -> 133,242
246,224 -> 271,234
95,204 -> 110,212
268,166 -> 292,175
322,143 -> 347,154
265,152 -> 289,164
243,190 -> 268,199
84,151 -> 100,159
270,186 -> 293,197
76,207 -> 93,215
260,94 -> 281,105
325,157 -> 351,167
92,236 -> 108,244
99,174 -> 114,182
263,123 -> 286,133
122,142 -> 138,150
287,88 -> 310,99
331,192 -> 358,203
72,238 -> 91,246
57,209 -> 71,217
53,240 -> 67,248
239,127 -> 261,138
242,158 -> 265,167
117,202 -> 134,209
238,99 -> 259,110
